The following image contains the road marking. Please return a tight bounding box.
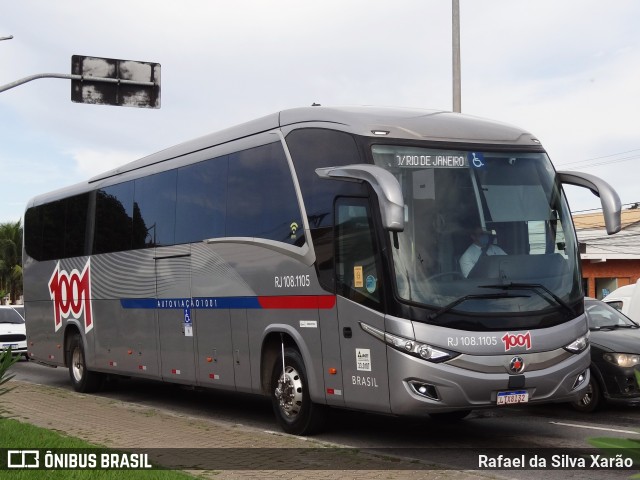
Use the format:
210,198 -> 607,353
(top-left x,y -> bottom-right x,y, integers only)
550,421 -> 639,435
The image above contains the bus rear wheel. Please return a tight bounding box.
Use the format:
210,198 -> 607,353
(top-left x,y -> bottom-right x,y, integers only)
67,333 -> 103,393
271,347 -> 326,435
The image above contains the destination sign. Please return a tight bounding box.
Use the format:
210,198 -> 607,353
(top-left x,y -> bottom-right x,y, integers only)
396,154 -> 467,168
371,146 -> 475,170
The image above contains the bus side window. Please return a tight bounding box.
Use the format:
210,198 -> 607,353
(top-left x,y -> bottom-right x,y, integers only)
285,128 -> 366,292
94,182 -> 134,254
335,198 -> 382,310
226,142 -> 303,245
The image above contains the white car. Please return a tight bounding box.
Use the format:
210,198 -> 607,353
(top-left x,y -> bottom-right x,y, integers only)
602,283 -> 636,315
0,305 -> 27,359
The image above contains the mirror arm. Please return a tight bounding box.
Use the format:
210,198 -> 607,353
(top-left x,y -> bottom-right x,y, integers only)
558,170 -> 621,234
316,164 -> 405,232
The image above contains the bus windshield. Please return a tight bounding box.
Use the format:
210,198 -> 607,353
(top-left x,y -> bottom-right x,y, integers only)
372,146 -> 582,317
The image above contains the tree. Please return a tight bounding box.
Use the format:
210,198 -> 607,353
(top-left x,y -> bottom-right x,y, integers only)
0,221 -> 23,304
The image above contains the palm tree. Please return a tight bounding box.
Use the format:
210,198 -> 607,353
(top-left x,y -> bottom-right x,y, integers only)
0,221 -> 23,304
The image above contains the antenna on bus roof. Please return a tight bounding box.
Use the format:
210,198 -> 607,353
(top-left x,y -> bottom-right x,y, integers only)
311,102 -> 321,106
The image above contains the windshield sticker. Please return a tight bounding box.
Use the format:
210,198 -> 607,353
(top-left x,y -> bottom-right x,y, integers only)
356,348 -> 371,371
354,266 -> 364,288
469,152 -> 485,168
365,275 -> 377,294
289,221 -> 299,240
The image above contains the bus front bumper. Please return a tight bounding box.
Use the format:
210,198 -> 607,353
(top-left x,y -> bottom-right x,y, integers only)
387,346 -> 590,415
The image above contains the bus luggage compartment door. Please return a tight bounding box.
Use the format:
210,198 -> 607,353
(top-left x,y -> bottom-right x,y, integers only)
155,245 -> 197,384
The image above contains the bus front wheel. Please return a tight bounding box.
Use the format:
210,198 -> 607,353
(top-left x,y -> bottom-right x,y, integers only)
270,347 -> 326,435
571,374 -> 601,413
67,333 -> 103,393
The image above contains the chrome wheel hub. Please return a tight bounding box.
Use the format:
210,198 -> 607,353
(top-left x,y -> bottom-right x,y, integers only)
579,383 -> 593,406
71,347 -> 84,382
275,366 -> 303,418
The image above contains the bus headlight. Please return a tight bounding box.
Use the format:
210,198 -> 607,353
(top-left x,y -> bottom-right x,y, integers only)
360,322 -> 457,363
564,333 -> 589,354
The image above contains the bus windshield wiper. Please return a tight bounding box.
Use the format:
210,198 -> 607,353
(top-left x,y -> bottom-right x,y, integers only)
592,324 -> 637,331
427,292 -> 530,321
479,282 -> 576,317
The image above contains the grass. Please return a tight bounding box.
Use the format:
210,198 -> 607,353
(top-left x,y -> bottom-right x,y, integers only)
586,370 -> 640,479
0,418 -> 196,479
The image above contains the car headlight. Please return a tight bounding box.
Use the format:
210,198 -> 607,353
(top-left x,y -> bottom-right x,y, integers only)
564,333 -> 589,353
603,353 -> 640,368
360,322 -> 457,363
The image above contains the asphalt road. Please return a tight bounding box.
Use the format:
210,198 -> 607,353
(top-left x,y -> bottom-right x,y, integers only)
10,360 -> 639,479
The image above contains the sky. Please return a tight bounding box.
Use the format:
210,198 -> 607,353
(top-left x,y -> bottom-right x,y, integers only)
1,0 -> 639,224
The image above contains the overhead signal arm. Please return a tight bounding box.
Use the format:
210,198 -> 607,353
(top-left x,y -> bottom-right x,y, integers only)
0,55 -> 160,108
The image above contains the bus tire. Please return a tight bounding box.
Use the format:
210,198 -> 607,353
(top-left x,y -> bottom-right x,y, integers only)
270,347 -> 326,435
67,333 -> 103,393
571,373 -> 601,413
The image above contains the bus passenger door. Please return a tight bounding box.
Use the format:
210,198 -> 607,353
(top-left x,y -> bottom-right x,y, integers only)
334,198 -> 391,413
155,244 -> 197,384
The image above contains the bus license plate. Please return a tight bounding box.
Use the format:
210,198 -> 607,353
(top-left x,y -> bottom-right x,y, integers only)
497,390 -> 528,405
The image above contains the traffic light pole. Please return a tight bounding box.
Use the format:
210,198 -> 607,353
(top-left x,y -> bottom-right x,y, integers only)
0,54 -> 160,108
0,73 -> 156,94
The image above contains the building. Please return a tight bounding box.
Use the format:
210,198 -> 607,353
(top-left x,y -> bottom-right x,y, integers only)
573,208 -> 640,299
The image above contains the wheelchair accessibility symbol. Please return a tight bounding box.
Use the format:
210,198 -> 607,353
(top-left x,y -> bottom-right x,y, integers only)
183,307 -> 193,337
470,152 -> 485,168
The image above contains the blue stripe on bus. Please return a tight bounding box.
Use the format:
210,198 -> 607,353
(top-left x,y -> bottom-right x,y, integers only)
121,299 -> 157,309
121,297 -> 260,310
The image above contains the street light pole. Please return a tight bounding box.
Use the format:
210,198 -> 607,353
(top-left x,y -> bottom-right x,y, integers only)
452,0 -> 461,113
0,35 -> 13,42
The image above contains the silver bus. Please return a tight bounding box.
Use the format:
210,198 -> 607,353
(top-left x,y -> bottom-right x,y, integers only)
23,106 -> 621,435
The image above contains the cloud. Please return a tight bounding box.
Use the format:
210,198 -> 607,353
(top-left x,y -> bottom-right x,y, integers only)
66,148 -> 144,178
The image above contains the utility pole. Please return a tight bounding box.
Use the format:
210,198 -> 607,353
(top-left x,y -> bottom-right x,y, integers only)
452,0 -> 461,113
